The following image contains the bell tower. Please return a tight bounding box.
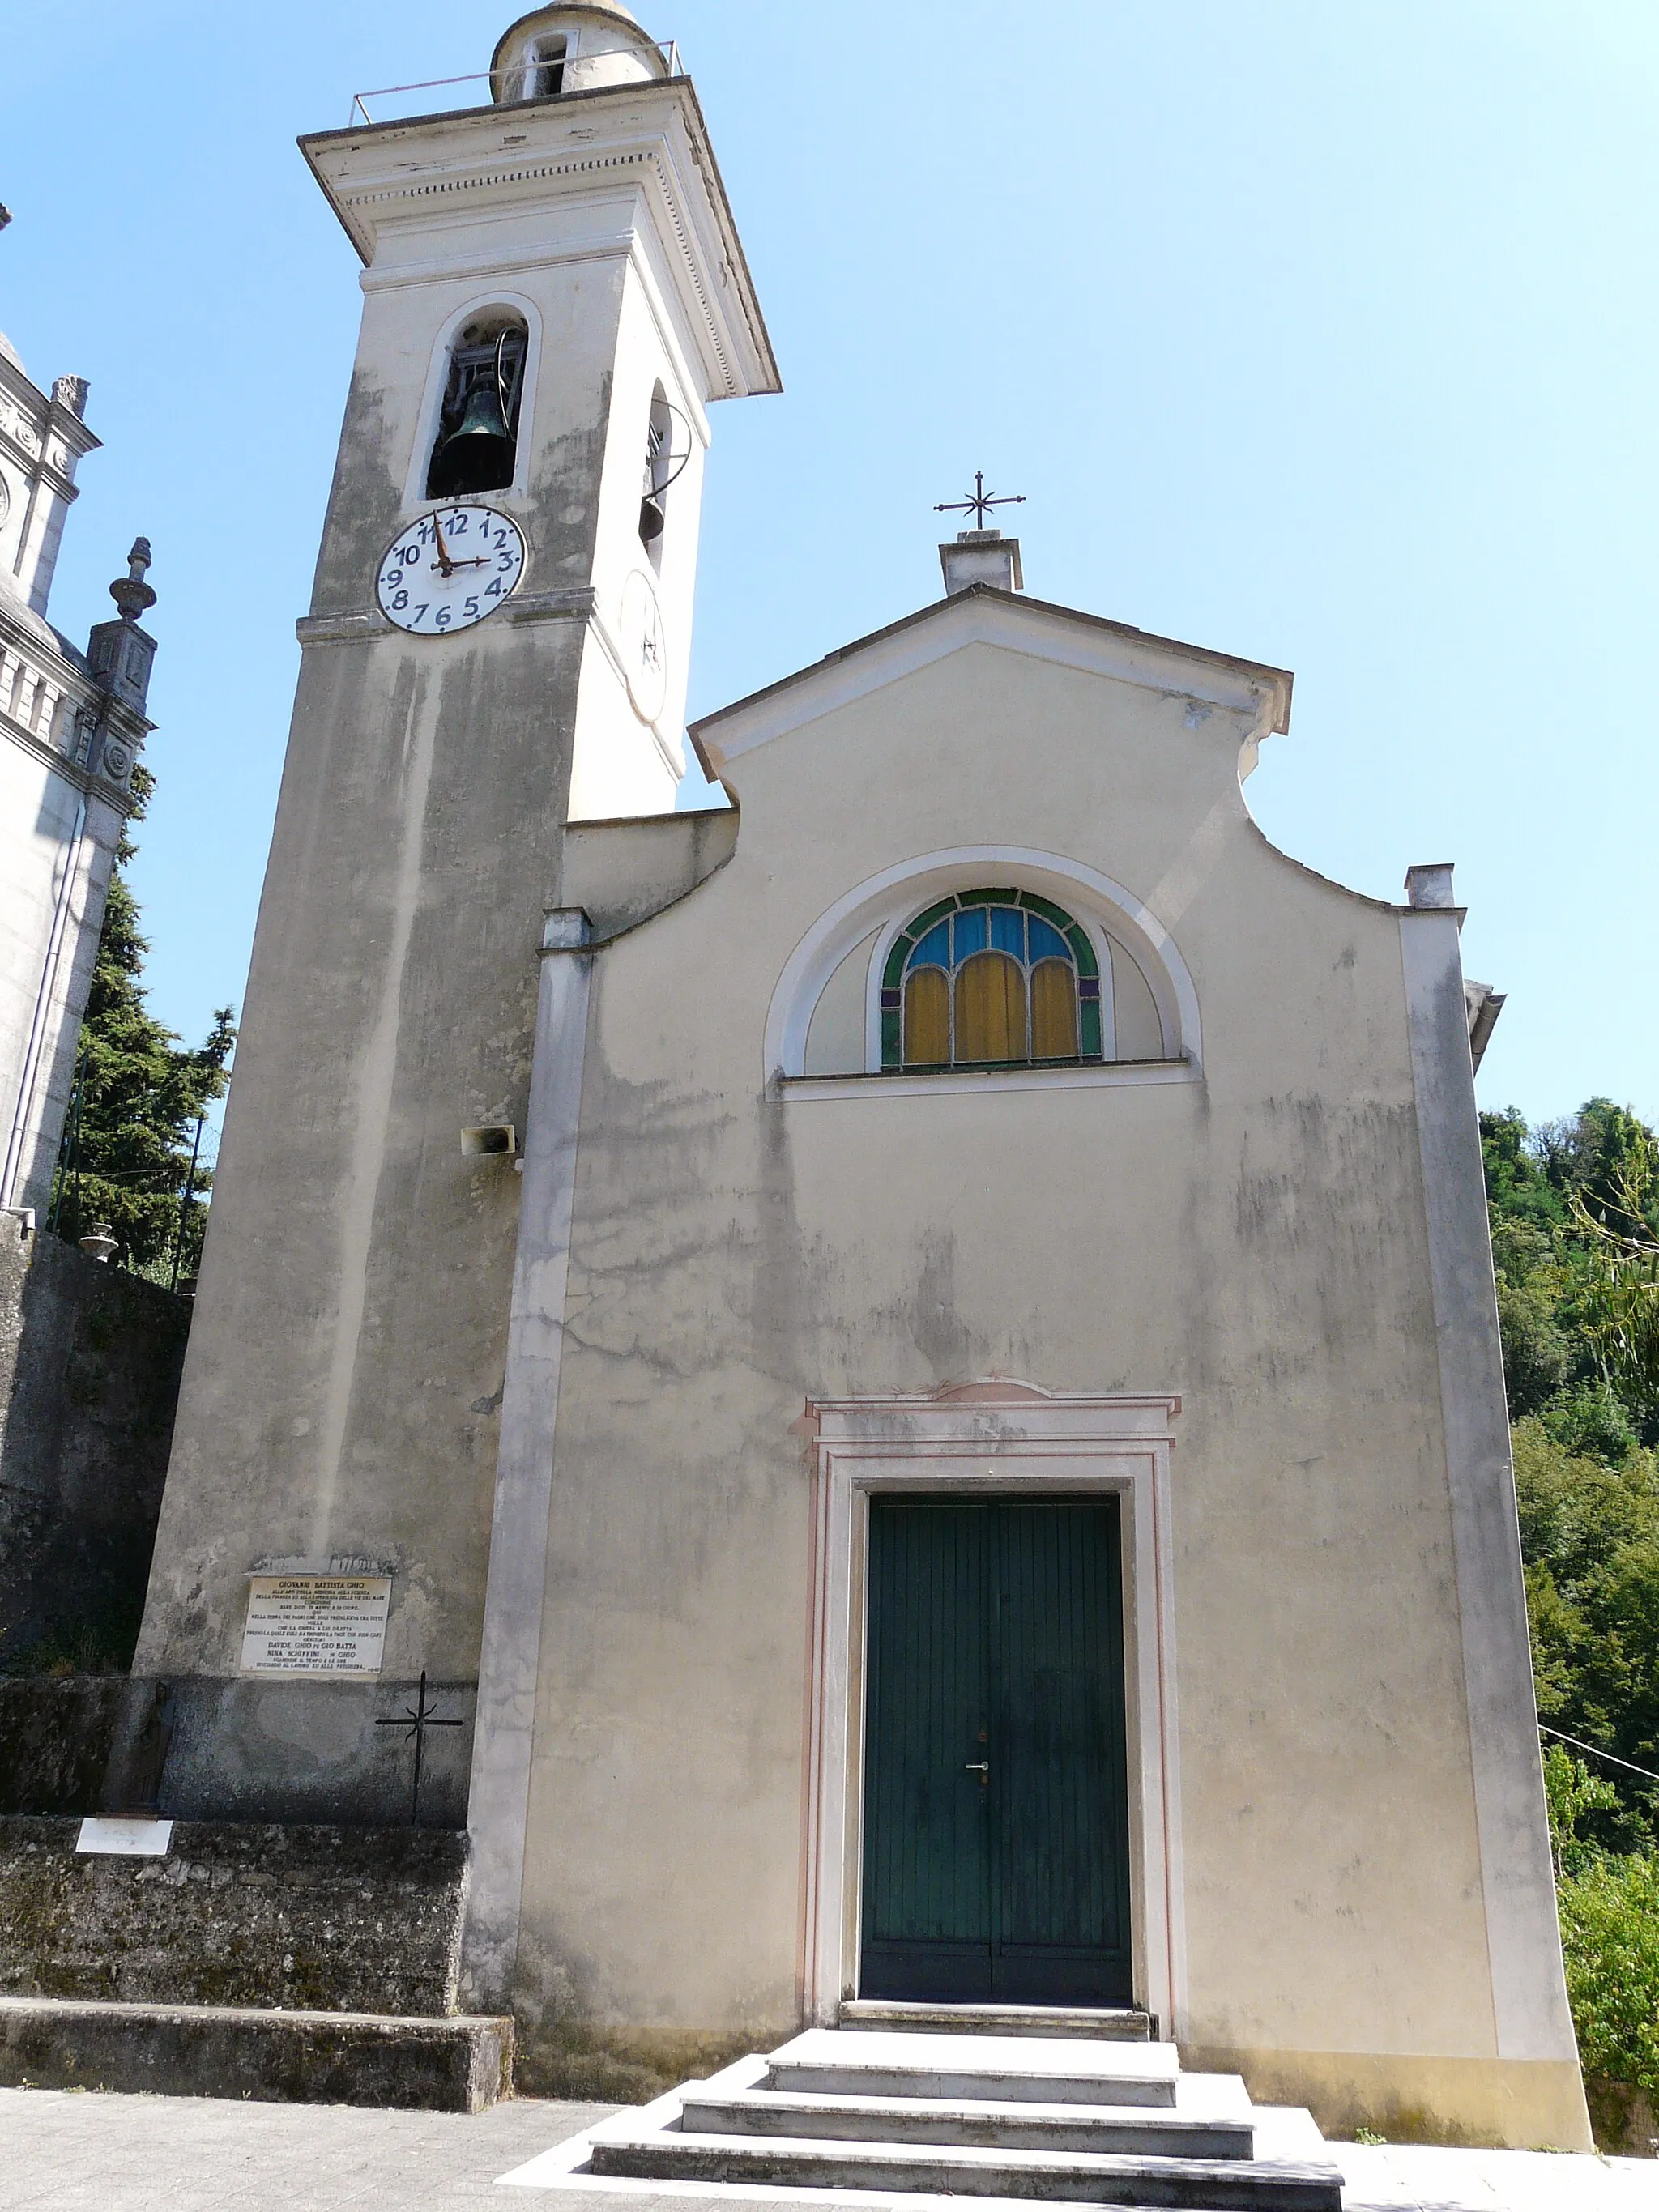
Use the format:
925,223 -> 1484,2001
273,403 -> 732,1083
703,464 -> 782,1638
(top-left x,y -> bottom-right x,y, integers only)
129,7 -> 777,1818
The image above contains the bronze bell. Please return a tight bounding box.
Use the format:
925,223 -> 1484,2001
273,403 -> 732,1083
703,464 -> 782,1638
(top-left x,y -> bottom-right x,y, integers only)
429,377 -> 514,498
638,492 -> 666,544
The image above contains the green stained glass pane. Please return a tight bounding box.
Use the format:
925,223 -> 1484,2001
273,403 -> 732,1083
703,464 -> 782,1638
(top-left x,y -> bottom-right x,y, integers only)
1019,892 -> 1074,928
882,936 -> 913,992
881,1008 -> 901,1067
1065,924 -> 1099,979
907,898 -> 957,934
1081,999 -> 1103,1059
957,886 -> 1021,908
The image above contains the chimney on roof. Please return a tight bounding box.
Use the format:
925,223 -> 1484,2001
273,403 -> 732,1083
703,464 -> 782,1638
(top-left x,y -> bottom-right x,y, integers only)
1404,863 -> 1456,910
940,528 -> 1023,597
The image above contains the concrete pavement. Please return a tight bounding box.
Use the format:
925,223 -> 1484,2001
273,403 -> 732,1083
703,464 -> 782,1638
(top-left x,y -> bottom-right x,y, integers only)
3,2085 -> 1654,2212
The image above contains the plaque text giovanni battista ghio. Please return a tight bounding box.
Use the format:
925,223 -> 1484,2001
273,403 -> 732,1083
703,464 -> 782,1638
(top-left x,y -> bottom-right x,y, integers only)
239,1575 -> 392,1676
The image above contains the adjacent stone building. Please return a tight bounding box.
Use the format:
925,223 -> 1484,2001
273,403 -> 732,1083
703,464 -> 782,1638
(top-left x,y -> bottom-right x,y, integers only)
126,2 -> 1588,2149
0,314 -> 156,1220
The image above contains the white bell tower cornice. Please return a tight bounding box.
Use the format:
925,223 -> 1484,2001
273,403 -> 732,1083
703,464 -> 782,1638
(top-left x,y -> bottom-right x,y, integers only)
301,78 -> 779,403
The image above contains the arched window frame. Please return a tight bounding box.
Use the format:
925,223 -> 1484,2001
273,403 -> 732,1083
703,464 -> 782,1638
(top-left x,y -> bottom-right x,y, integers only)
402,292 -> 544,511
880,888 -> 1104,1071
639,381 -> 681,571
764,847 -> 1202,1090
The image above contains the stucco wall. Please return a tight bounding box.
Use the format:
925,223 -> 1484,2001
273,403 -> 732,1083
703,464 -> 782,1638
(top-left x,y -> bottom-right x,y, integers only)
505,629 -> 1582,2143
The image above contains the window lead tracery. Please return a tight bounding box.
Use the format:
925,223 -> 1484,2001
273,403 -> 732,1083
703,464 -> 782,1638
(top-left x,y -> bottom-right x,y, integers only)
881,889 -> 1103,1072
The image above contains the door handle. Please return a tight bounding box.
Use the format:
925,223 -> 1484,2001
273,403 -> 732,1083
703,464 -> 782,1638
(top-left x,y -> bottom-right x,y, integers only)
964,1761 -> 989,1772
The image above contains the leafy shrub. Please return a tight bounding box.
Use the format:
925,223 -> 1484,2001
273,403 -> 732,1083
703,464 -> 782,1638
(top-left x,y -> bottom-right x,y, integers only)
1557,1850 -> 1659,2093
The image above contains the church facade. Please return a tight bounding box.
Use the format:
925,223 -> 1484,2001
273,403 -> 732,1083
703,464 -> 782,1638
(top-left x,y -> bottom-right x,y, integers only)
129,2 -> 1588,2150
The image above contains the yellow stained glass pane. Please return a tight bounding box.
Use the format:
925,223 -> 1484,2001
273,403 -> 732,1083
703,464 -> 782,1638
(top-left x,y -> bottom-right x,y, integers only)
903,965 -> 950,1065
1031,958 -> 1079,1059
955,952 -> 1026,1063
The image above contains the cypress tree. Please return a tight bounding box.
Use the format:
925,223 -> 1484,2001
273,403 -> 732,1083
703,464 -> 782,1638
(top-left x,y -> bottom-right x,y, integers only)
51,765 -> 235,1279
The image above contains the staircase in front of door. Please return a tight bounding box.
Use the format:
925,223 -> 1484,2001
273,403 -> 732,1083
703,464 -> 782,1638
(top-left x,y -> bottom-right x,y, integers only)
514,2006 -> 1344,2210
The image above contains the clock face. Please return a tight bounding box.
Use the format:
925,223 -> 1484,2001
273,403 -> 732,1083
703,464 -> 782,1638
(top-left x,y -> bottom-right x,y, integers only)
376,505 -> 526,635
618,568 -> 668,723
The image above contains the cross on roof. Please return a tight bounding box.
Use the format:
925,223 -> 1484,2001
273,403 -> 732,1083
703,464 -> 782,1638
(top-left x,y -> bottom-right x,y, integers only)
934,471 -> 1026,531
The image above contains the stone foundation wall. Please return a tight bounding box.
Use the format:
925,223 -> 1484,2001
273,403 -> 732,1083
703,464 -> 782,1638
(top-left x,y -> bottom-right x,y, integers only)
1586,2076 -> 1659,2158
0,1817 -> 467,2015
0,1224 -> 190,1672
0,1677 -> 124,1814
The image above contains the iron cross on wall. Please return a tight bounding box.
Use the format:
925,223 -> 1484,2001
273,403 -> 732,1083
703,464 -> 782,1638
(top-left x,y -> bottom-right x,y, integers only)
376,1671 -> 462,1826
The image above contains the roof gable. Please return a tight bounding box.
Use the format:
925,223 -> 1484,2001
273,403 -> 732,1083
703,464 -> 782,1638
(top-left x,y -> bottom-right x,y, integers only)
689,584 -> 1293,778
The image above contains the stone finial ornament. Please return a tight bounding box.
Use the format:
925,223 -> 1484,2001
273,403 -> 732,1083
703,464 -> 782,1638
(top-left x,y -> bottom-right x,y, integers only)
52,375 -> 90,419
109,538 -> 156,624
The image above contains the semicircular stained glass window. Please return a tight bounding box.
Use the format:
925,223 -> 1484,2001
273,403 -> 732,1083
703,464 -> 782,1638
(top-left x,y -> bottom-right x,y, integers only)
880,889 -> 1103,1072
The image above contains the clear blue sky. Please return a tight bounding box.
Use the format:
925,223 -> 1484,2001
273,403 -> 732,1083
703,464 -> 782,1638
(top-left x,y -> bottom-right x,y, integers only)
5,1 -> 1655,1129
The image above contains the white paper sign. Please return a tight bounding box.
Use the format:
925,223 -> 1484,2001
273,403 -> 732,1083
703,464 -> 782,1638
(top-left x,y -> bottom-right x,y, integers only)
76,1817 -> 173,1856
240,1575 -> 391,1676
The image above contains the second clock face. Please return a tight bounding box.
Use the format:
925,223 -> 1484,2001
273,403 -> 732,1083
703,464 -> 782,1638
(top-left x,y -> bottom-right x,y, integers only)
376,505 -> 526,635
618,567 -> 668,723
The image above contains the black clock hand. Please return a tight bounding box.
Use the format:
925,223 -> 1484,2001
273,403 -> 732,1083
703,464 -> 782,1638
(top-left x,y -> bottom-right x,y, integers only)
431,514 -> 455,577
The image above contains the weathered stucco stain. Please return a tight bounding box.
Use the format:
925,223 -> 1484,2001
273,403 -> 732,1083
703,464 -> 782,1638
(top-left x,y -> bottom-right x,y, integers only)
310,665 -> 437,1560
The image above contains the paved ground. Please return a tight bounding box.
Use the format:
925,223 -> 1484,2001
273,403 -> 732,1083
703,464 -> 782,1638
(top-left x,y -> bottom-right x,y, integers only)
3,2086 -> 1654,2212
3,2091 -> 613,2212
1329,2141 -> 1656,2209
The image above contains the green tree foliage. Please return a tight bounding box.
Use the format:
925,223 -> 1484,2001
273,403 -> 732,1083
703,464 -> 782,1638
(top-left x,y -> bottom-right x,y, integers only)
1488,1105 -> 1659,2093
1557,1849 -> 1659,2094
1516,1420 -> 1659,1852
1543,1744 -> 1621,1879
51,768 -> 235,1278
1484,1098 -> 1659,1444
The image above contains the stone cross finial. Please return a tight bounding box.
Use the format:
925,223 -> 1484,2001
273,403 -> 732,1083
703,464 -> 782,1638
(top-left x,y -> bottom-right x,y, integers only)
109,537 -> 156,624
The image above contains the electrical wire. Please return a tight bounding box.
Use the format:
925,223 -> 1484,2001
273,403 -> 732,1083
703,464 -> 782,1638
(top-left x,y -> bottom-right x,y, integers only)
1539,1722 -> 1659,1785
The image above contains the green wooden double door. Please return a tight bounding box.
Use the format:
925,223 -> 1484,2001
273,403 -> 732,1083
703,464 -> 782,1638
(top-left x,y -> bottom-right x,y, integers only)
860,1496 -> 1133,2005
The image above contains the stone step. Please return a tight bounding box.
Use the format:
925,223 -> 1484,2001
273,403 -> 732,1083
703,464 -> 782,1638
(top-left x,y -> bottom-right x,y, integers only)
590,2128 -> 1345,2210
769,2026 -> 1181,2108
680,2085 -> 1256,2159
0,1994 -> 512,2112
840,1999 -> 1153,2041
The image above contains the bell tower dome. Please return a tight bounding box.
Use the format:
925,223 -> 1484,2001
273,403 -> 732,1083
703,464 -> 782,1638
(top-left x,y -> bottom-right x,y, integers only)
490,3 -> 667,101
129,14 -> 778,1823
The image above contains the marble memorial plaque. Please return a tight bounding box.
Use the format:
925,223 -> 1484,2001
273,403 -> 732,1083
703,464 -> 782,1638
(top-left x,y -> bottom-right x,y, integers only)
240,1574 -> 392,1676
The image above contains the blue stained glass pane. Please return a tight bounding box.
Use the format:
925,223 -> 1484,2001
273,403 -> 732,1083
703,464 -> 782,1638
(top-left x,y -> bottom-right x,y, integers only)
953,907 -> 988,959
1027,917 -> 1068,965
906,920 -> 951,971
988,905 -> 1025,957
